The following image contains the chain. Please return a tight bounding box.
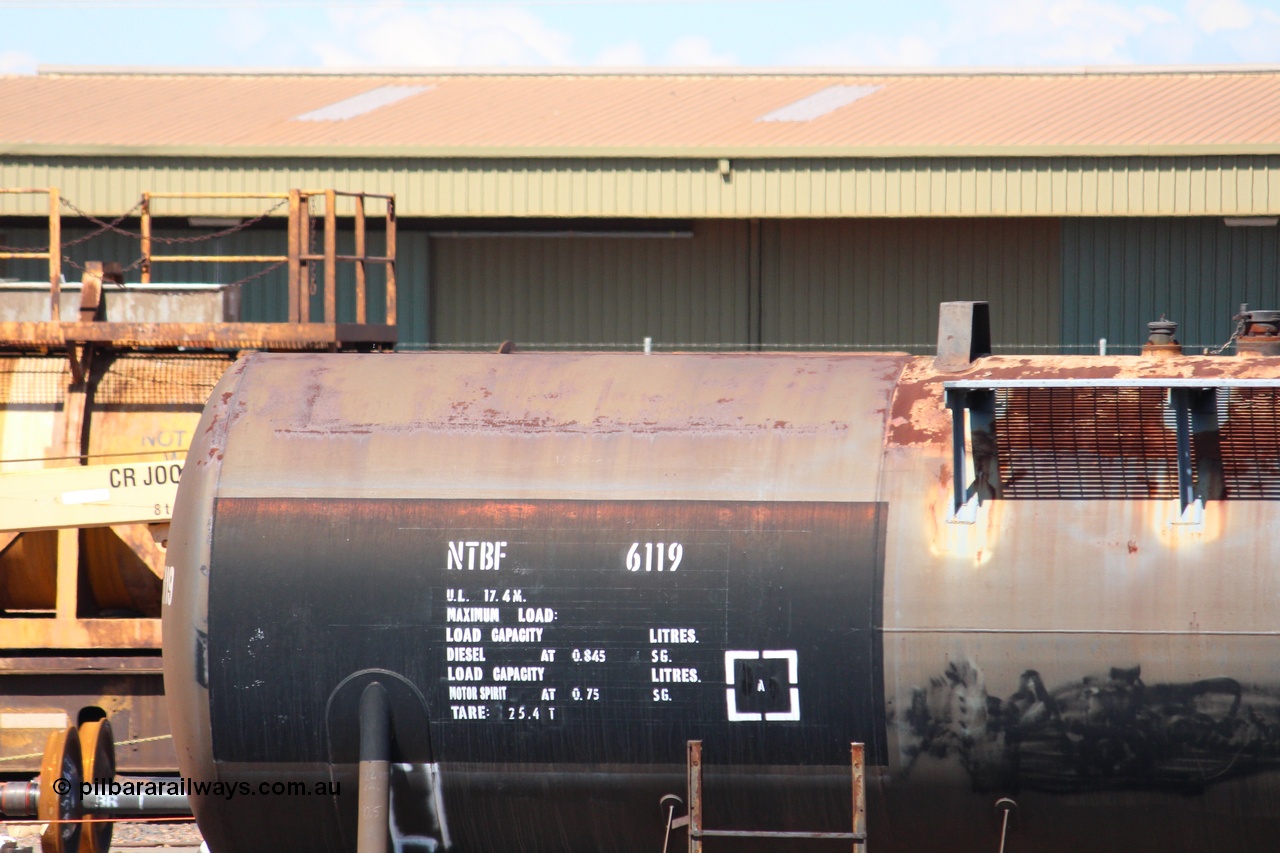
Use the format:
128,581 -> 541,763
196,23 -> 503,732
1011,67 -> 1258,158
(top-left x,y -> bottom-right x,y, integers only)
1210,314 -> 1246,355
57,198 -> 145,245
5,196 -> 253,267
0,200 -> 144,256
0,239 -> 48,252
58,252 -> 284,289
44,195 -> 288,289
224,259 -> 287,290
60,255 -> 147,278
146,198 -> 288,245
58,196 -> 286,246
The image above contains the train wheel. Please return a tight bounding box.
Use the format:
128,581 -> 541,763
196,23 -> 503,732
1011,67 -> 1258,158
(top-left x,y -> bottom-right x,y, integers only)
38,726 -> 83,853
77,719 -> 115,853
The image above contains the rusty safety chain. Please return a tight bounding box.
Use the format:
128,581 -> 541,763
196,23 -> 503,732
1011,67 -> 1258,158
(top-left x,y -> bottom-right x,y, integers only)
1210,313 -> 1247,355
58,196 -> 291,291
62,255 -> 287,292
0,200 -> 143,254
1,197 -> 289,292
60,255 -> 146,278
0,734 -> 172,764
57,196 -> 287,245
224,259 -> 287,290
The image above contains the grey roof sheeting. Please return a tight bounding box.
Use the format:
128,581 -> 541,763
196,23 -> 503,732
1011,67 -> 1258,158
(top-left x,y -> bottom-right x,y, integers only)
757,84 -> 883,122
292,84 -> 432,122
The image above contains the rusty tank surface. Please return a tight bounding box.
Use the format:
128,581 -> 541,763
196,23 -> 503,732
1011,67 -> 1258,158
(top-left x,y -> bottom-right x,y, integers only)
165,321 -> 1280,852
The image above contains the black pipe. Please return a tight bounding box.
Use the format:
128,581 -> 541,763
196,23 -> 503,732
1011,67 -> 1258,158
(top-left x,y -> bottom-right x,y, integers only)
357,681 -> 390,853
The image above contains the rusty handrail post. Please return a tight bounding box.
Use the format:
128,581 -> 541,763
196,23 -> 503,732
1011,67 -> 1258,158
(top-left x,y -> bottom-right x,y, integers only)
324,189 -> 337,324
299,193 -> 311,323
48,187 -> 61,322
852,743 -> 865,850
286,190 -> 301,323
354,193 -> 367,324
140,193 -> 152,285
687,740 -> 702,853
385,197 -> 397,327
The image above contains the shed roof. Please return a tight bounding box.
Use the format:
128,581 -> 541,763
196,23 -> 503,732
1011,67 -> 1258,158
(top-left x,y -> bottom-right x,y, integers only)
3,67 -> 1280,158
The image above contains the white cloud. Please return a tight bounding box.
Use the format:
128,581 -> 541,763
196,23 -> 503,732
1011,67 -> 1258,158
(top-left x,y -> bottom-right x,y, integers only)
1206,5 -> 1280,62
311,4 -> 573,67
219,6 -> 273,54
1187,0 -> 1254,32
663,36 -> 736,66
788,31 -> 942,66
784,0 -> 1279,67
595,40 -> 648,66
593,34 -> 734,68
0,51 -> 36,74
941,0 -> 1178,64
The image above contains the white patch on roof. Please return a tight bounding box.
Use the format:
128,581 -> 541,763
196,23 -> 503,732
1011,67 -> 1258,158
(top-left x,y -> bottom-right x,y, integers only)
756,85 -> 882,123
293,85 -> 432,122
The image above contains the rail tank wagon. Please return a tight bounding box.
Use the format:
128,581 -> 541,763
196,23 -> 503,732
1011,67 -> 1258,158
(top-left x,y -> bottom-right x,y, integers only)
165,311 -> 1280,853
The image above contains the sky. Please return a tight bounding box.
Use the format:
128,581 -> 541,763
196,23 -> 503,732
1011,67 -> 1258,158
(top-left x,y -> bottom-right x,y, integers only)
0,0 -> 1278,73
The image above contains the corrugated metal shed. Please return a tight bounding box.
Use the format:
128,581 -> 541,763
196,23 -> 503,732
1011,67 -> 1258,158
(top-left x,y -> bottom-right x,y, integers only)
2,154 -> 1278,219
0,68 -> 1278,218
2,68 -> 1277,355
3,68 -> 1280,155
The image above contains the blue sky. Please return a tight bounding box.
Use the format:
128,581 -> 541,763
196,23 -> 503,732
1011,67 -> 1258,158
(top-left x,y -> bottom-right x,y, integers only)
1,0 -> 1278,72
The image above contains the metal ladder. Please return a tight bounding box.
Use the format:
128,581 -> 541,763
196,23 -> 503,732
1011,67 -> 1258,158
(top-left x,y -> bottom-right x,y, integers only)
666,740 -> 867,853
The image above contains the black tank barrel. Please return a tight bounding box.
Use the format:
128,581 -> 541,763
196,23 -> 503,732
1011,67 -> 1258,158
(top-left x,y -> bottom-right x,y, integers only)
164,350 -> 1280,853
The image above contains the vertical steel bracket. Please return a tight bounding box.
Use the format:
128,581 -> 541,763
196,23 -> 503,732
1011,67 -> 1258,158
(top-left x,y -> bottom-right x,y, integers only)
1168,388 -> 1222,524
945,389 -> 999,524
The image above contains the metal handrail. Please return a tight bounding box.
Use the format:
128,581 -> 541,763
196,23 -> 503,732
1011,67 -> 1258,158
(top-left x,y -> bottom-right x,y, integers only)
139,189 -> 397,326
1,187 -> 397,330
0,188 -> 62,321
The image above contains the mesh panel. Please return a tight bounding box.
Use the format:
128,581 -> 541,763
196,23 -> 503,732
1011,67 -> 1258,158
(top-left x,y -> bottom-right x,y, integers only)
0,356 -> 71,405
994,387 -> 1181,499
93,354 -> 233,406
1220,388 -> 1280,499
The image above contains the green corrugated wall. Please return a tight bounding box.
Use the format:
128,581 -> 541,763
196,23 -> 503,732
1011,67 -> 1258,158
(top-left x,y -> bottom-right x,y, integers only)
425,218 -> 1061,352
1062,217 -> 1280,353
428,222 -> 749,349
760,219 -> 1060,352
5,215 -> 1277,354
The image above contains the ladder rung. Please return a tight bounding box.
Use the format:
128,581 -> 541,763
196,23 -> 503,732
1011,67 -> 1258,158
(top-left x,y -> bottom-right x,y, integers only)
684,740 -> 867,849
